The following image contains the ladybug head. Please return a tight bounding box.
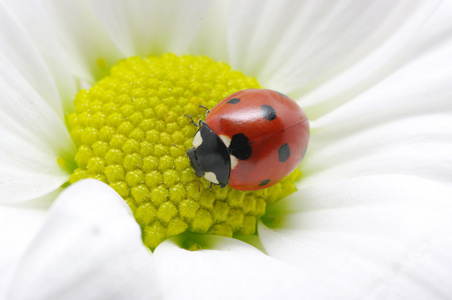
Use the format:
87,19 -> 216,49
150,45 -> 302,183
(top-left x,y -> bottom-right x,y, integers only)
187,122 -> 230,188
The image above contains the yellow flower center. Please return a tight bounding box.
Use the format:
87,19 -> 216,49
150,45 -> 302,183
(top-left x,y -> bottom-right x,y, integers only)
66,53 -> 301,250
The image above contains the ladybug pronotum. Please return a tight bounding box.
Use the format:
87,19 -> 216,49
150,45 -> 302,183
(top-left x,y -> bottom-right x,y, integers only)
187,89 -> 310,191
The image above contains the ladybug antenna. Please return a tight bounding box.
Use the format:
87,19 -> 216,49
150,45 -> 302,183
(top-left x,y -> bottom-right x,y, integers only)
199,105 -> 211,115
172,144 -> 188,157
185,114 -> 198,127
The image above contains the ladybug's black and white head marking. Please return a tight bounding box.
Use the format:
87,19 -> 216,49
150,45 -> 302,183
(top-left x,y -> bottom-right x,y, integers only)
187,121 -> 230,187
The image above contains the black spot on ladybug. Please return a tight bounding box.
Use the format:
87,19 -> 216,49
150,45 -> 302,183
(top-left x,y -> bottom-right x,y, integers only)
278,143 -> 290,163
261,105 -> 277,121
229,133 -> 252,160
227,98 -> 241,104
275,91 -> 289,98
258,179 -> 271,186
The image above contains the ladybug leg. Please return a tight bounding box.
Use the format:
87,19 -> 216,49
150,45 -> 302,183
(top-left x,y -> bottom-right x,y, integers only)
210,182 -> 213,189
185,114 -> 198,127
199,105 -> 211,115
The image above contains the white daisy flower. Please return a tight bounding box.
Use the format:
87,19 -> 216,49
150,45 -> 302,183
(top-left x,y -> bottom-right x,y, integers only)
1,0 -> 452,299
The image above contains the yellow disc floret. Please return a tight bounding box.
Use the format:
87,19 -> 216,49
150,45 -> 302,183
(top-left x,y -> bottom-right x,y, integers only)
67,53 -> 301,250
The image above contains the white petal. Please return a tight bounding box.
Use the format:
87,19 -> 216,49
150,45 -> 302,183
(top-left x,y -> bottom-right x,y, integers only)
226,0 -> 440,98
188,0 -> 230,62
259,175 -> 452,299
0,3 -> 64,115
154,235 -> 330,299
46,0 -> 126,80
310,0 -> 452,122
303,99 -> 452,186
0,54 -> 75,203
297,0 -> 442,109
0,179 -> 159,300
1,1 -> 83,106
0,188 -> 61,281
90,0 -> 212,57
4,0 -> 123,83
0,201 -> 50,284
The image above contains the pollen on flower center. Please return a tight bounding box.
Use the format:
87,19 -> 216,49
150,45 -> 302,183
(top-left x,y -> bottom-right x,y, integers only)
66,53 -> 301,250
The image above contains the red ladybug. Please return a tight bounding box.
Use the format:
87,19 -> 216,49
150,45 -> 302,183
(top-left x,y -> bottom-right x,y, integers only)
187,89 -> 309,191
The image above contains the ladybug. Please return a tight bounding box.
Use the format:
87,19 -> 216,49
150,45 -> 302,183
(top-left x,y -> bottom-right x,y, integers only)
187,89 -> 309,191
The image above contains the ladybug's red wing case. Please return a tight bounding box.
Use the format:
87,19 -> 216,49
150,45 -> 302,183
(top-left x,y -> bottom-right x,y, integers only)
229,121 -> 309,190
206,89 -> 309,191
207,89 -> 305,144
